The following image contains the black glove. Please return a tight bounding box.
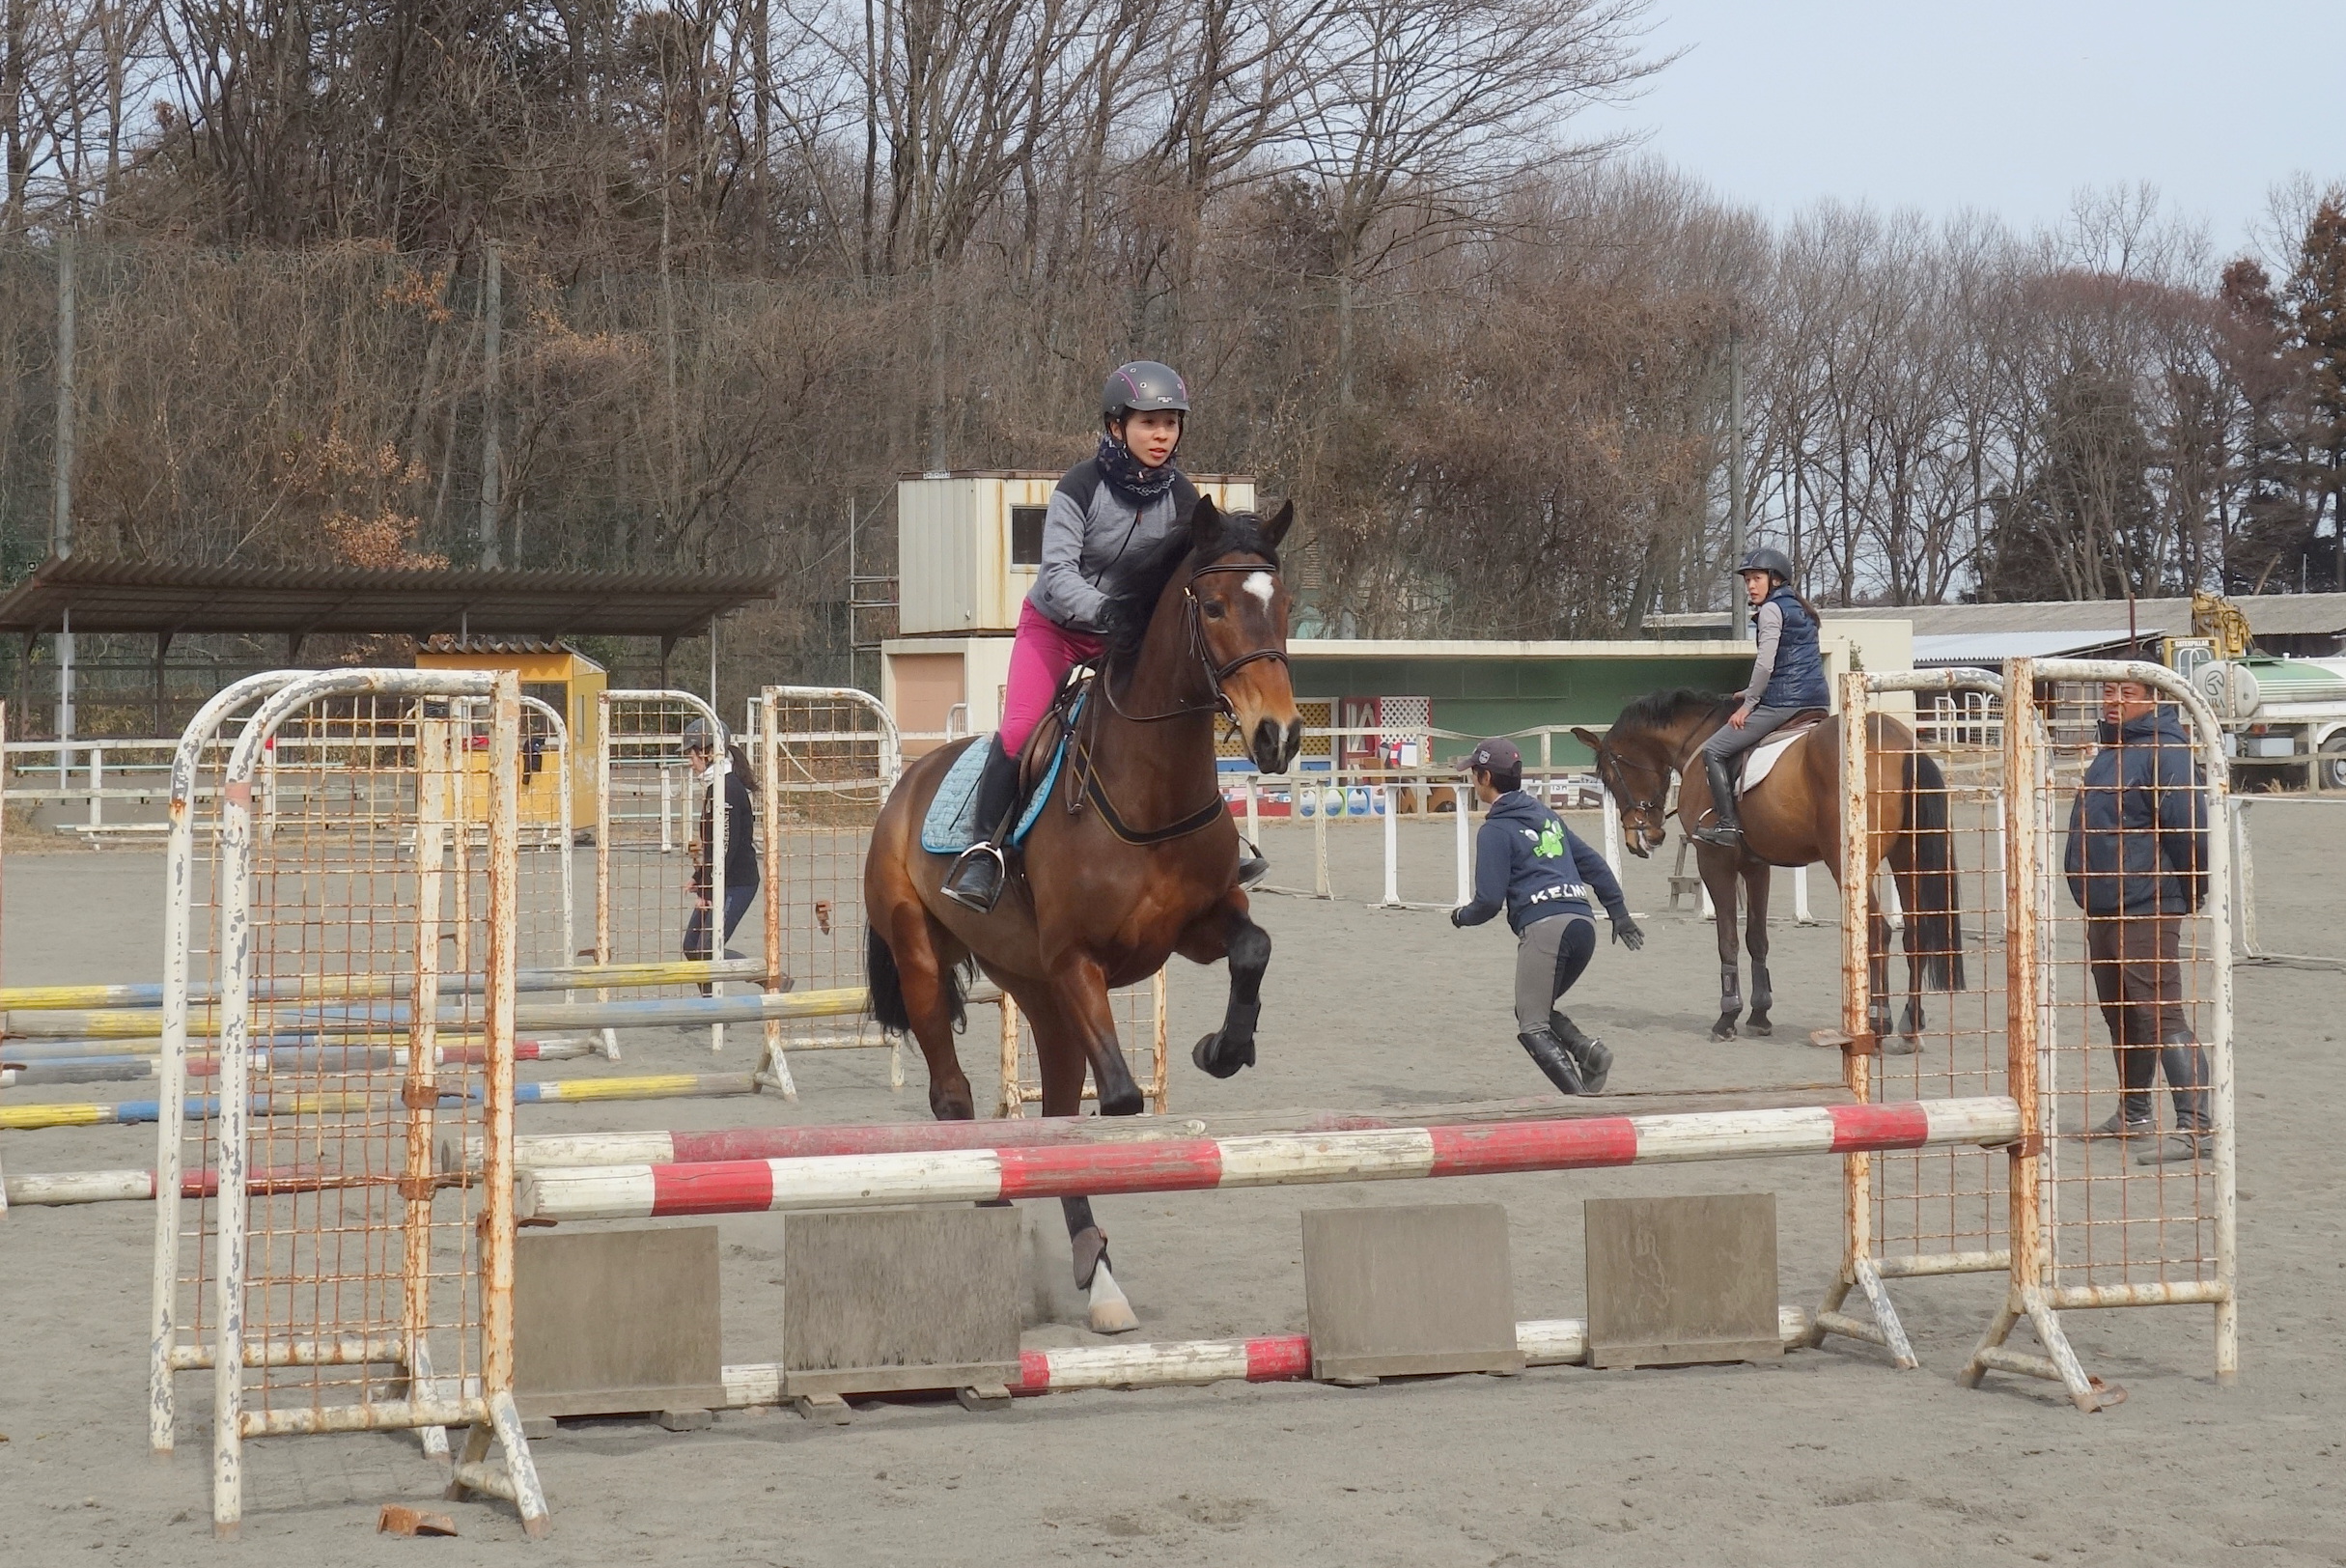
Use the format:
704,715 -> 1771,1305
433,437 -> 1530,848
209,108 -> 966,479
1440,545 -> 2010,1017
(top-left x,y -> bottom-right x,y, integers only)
1611,915 -> 1645,950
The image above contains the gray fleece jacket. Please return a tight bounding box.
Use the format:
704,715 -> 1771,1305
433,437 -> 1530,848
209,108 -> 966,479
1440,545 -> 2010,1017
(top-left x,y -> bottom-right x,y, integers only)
1026,459 -> 1200,633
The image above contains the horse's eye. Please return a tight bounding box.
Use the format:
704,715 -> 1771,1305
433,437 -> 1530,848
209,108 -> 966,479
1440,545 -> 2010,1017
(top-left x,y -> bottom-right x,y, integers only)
1203,601 -> 1226,619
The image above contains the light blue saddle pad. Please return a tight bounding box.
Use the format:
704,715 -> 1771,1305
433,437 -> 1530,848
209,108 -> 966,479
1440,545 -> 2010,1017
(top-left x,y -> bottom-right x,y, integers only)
919,703 -> 1079,855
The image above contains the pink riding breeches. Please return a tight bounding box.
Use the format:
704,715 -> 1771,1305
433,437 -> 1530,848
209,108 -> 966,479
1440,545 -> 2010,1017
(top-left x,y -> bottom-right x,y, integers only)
1000,600 -> 1105,757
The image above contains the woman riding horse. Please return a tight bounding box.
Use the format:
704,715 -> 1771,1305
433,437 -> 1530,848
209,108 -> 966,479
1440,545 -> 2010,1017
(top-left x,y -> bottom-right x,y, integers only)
866,417 -> 1301,1331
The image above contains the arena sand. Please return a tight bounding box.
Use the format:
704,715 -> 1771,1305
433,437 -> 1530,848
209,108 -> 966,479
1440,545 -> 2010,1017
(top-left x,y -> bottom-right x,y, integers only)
1,804 -> 2341,1566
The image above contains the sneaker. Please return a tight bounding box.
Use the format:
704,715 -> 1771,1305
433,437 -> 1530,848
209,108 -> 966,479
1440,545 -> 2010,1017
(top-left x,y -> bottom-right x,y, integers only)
2078,1109 -> 2152,1140
2135,1132 -> 2205,1166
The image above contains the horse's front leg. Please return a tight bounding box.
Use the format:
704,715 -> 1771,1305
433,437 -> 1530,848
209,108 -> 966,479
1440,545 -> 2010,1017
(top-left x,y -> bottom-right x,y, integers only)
1698,847 -> 1743,1041
1743,861 -> 1774,1036
1178,890 -> 1270,1079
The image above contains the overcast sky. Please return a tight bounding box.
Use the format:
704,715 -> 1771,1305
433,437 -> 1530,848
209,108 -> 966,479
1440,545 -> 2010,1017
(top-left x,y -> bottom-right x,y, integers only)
1579,0 -> 2345,256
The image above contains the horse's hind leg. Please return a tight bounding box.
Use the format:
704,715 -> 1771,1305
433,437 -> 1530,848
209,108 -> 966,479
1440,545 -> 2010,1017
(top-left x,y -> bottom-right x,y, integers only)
1178,891 -> 1270,1079
1699,848 -> 1743,1041
873,888 -> 976,1119
1743,863 -> 1774,1036
1023,986 -> 1140,1334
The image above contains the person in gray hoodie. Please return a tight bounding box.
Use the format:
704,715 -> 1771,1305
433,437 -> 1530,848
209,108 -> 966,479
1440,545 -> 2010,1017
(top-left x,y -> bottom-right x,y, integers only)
2063,674 -> 2211,1165
1449,738 -> 1643,1095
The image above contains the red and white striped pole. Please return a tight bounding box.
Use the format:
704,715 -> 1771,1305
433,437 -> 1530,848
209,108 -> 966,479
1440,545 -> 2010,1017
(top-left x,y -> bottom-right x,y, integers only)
519,1098 -> 2021,1222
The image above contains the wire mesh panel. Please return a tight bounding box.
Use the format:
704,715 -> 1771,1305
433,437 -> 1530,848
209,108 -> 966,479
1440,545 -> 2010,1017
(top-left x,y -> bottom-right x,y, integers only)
1816,671 -> 2012,1366
1963,657 -> 2237,1405
752,686 -> 904,1096
159,669 -> 545,1536
597,689 -> 734,1054
995,973 -> 1171,1117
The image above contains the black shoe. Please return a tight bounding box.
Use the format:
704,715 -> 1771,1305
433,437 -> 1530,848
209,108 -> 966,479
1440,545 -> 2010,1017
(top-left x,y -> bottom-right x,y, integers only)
941,843 -> 1007,912
1237,854 -> 1270,889
2077,1107 -> 2153,1140
1518,1030 -> 1584,1096
1549,1012 -> 1610,1095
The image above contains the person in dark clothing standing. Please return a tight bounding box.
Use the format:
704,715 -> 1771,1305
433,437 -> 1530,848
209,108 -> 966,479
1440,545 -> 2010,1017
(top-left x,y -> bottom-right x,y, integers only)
681,718 -> 761,994
2063,675 -> 2211,1165
1691,547 -> 1832,848
1449,738 -> 1643,1095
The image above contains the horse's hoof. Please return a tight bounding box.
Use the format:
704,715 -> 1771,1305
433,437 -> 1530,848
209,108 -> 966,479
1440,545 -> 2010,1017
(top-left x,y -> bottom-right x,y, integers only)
1711,1022 -> 1738,1043
1744,1022 -> 1773,1037
1883,1034 -> 1920,1056
1098,1084 -> 1144,1116
1086,1261 -> 1139,1335
1192,1031 -> 1254,1079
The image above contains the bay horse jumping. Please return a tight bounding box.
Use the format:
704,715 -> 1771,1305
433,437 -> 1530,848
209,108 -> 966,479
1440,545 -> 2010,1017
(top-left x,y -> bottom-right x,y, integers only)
1572,691 -> 1963,1046
863,498 -> 1301,1333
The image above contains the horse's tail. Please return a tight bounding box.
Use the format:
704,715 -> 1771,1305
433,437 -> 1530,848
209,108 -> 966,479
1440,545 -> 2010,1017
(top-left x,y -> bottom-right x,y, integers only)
1900,749 -> 1966,993
864,922 -> 971,1034
866,924 -> 911,1031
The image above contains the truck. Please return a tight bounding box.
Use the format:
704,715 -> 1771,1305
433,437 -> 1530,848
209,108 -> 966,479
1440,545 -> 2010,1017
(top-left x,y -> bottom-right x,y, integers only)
2166,595 -> 2346,792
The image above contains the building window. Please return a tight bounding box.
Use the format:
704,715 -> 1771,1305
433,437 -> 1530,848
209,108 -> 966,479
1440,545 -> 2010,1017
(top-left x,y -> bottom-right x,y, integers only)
1011,505 -> 1047,567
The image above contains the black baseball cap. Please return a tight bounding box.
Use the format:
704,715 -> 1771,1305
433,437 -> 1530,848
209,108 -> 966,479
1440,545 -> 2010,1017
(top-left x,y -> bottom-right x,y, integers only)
1462,737 -> 1521,775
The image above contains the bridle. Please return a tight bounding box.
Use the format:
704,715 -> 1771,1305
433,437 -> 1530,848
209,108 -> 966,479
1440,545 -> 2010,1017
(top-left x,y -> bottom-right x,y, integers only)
1073,556 -> 1291,845
1598,744 -> 1676,832
1097,559 -> 1290,728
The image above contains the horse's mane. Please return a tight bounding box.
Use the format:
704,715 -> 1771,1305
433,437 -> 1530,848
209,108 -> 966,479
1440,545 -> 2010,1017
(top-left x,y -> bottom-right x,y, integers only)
1617,688 -> 1735,734
1100,506 -> 1283,666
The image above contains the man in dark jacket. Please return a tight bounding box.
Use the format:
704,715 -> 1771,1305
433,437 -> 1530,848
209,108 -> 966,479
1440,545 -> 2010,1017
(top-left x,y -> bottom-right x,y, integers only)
2062,677 -> 2210,1165
1449,738 -> 1643,1095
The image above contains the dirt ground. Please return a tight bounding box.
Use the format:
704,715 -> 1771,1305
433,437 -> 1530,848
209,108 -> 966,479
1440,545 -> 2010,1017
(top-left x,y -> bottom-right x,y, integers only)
2,803 -> 2342,1566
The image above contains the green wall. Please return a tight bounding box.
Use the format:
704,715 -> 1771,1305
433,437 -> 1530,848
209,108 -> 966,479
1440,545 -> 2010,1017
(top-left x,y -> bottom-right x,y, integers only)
1292,653 -> 1752,767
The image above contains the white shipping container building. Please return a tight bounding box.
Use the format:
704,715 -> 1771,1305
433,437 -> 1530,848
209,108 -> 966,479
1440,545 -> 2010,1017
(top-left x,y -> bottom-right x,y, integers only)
882,470 -> 1256,754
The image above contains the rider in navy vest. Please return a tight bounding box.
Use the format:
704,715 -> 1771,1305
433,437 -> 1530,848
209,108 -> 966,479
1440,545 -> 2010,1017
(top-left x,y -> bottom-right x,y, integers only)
1691,547 -> 1831,848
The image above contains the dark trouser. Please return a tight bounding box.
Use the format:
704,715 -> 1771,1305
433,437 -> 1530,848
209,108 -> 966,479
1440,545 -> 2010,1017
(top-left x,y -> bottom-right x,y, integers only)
1700,703 -> 1809,764
2086,912 -> 2208,1133
1514,913 -> 1596,1034
684,882 -> 759,962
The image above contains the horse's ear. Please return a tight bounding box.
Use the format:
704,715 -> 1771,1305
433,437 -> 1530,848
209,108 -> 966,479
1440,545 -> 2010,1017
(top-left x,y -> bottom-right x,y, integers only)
1569,726 -> 1606,759
1187,494 -> 1224,555
1259,500 -> 1294,551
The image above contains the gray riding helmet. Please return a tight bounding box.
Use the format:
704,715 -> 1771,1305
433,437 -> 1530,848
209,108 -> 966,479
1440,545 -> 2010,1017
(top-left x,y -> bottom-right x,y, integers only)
680,716 -> 717,754
1102,360 -> 1190,425
1733,546 -> 1796,581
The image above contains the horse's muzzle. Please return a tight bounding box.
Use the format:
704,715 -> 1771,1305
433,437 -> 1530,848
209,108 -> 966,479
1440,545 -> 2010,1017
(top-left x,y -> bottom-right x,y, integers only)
1251,717 -> 1301,774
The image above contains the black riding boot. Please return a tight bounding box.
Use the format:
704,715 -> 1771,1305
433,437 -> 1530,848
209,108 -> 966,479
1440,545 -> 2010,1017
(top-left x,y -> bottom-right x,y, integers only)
1236,838 -> 1270,889
941,738 -> 1022,913
1549,1011 -> 1611,1095
1518,1029 -> 1585,1096
1692,753 -> 1742,847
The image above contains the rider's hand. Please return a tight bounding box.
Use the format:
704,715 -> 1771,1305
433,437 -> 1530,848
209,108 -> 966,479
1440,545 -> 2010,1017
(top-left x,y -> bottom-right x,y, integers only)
1728,710 -> 1749,730
1611,916 -> 1645,950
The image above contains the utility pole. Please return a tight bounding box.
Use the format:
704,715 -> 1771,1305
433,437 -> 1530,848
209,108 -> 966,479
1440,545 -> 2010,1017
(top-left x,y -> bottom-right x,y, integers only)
53,226 -> 75,775
1727,324 -> 1748,641
479,241 -> 502,568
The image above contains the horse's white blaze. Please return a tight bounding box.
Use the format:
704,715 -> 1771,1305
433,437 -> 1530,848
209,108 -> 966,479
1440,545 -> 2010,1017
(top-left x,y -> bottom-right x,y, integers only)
1242,571 -> 1274,605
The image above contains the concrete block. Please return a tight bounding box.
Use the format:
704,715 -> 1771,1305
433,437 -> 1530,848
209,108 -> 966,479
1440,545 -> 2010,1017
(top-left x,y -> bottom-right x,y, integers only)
1584,1192 -> 1781,1369
782,1206 -> 1020,1398
515,1226 -> 724,1419
1301,1202 -> 1522,1382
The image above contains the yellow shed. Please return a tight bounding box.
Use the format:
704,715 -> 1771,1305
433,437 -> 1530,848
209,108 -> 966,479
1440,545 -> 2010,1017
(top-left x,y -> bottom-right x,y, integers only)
415,635 -> 606,836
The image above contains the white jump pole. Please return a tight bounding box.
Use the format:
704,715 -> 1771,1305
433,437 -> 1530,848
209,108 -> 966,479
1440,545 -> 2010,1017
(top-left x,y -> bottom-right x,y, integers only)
1453,783 -> 1472,908
1380,787 -> 1400,908
1601,790 -> 1623,878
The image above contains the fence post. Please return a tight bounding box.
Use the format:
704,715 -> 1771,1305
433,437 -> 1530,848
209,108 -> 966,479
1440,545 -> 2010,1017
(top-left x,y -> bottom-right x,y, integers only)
1453,784 -> 1472,908
88,743 -> 102,830
1380,787 -> 1400,908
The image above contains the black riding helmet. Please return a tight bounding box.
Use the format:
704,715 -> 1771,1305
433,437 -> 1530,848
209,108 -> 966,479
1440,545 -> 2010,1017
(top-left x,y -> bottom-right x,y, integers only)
1102,360 -> 1189,427
1732,546 -> 1795,585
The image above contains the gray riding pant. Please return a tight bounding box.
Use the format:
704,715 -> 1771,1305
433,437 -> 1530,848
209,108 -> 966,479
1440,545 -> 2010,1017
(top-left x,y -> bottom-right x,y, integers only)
1514,913 -> 1597,1034
1701,704 -> 1810,763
